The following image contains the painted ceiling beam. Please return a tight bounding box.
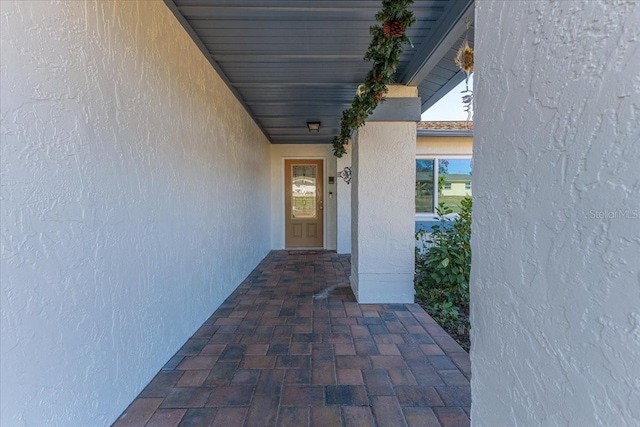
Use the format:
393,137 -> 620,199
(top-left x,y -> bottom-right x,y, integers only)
421,69 -> 467,112
400,0 -> 474,87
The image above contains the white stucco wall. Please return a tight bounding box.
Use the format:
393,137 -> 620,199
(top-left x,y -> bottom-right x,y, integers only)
270,144 -> 337,250
351,120 -> 416,303
0,1 -> 271,425
336,149 -> 352,254
472,1 -> 640,425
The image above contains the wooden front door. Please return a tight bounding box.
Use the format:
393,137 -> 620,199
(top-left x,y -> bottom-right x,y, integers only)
285,159 -> 324,248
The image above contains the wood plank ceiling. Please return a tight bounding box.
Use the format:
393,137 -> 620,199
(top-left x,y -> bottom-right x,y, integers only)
164,0 -> 474,144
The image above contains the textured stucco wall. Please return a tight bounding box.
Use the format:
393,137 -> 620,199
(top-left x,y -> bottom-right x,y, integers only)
0,1 -> 271,425
351,121 -> 416,303
336,149 -> 352,254
472,1 -> 640,425
270,144 -> 337,250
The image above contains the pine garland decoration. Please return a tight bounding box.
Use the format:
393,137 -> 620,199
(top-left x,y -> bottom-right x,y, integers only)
332,0 -> 415,158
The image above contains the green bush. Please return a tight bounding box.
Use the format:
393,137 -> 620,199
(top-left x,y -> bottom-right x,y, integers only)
415,196 -> 471,334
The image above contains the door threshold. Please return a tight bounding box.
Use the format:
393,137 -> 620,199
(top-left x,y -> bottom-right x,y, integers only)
286,247 -> 324,250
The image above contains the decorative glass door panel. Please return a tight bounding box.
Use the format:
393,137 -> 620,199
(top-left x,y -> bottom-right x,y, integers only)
291,165 -> 317,219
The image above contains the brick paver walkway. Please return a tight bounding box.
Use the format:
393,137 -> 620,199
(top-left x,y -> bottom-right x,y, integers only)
113,251 -> 471,427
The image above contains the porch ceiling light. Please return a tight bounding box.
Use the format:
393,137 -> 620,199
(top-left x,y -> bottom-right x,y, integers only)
307,121 -> 321,133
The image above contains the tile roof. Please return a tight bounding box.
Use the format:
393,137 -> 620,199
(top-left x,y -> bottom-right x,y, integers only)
417,121 -> 473,131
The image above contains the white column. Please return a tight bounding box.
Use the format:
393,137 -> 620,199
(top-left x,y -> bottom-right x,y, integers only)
350,85 -> 420,303
336,149 -> 352,254
472,1 -> 640,425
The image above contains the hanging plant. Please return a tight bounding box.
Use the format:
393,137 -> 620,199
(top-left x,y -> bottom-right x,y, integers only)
454,19 -> 474,121
332,0 -> 416,158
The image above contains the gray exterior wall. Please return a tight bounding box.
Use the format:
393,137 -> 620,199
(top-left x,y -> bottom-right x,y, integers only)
472,1 -> 640,425
0,1 -> 271,425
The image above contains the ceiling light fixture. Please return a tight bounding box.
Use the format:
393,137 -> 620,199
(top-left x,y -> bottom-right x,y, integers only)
307,122 -> 321,133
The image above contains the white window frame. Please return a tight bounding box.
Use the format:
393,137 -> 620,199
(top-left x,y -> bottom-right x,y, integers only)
415,155 -> 472,221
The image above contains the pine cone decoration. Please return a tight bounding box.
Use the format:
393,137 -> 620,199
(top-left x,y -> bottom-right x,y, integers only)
374,92 -> 384,102
382,22 -> 392,38
383,21 -> 404,38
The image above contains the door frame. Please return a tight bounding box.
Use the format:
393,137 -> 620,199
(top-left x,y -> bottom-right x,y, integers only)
282,156 -> 327,249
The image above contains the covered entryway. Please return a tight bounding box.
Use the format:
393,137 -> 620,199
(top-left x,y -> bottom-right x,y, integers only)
6,0 -> 637,426
1,2 -> 476,424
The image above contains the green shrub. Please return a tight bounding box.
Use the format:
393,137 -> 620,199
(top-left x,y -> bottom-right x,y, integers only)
415,196 -> 471,333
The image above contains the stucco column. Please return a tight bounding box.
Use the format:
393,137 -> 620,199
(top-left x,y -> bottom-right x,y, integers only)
336,149 -> 352,254
472,1 -> 640,425
350,85 -> 420,303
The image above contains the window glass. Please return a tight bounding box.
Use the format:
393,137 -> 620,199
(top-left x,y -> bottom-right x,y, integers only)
439,158 -> 472,213
416,158 -> 472,214
291,165 -> 317,218
415,159 -> 435,213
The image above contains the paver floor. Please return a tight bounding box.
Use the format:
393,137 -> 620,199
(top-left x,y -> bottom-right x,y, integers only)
113,251 -> 471,427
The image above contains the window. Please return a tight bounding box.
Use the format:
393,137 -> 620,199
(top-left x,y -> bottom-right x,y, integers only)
415,159 -> 435,213
416,157 -> 472,214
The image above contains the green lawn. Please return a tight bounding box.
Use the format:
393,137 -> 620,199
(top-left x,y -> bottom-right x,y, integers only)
439,195 -> 467,214
416,195 -> 469,214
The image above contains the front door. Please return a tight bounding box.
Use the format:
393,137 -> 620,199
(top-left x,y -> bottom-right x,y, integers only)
285,159 -> 324,248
